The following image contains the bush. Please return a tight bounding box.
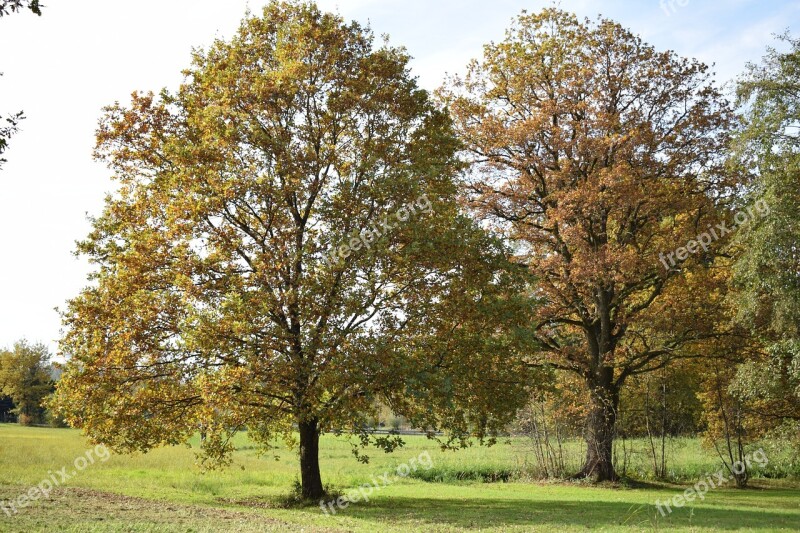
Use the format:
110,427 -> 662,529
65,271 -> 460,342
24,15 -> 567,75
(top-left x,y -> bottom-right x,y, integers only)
389,416 -> 403,431
408,464 -> 519,483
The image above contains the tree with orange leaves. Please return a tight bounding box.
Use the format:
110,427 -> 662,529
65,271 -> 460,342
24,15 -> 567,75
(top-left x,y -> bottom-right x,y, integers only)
444,8 -> 739,481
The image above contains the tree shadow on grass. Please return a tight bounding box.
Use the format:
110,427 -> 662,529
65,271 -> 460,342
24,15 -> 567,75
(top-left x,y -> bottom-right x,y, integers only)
335,493 -> 800,530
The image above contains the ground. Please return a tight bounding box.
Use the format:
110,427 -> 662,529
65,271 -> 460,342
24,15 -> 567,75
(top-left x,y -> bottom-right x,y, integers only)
0,425 -> 798,532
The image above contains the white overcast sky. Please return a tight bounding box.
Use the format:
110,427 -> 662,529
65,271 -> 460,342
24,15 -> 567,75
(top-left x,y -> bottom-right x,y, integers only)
0,0 -> 798,353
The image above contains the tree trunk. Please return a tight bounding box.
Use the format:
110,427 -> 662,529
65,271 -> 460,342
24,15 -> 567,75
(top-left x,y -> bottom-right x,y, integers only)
577,376 -> 619,482
299,418 -> 325,500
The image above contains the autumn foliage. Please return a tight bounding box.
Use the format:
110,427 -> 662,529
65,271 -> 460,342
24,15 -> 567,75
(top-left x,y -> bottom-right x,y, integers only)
46,1 -> 800,497
53,2 -> 534,499
442,8 -> 739,480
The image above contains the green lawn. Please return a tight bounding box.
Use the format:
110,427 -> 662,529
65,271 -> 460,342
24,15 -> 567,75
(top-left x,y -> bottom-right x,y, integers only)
0,425 -> 798,531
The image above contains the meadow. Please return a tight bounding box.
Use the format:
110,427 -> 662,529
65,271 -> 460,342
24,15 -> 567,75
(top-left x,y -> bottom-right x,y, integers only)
0,425 -> 799,532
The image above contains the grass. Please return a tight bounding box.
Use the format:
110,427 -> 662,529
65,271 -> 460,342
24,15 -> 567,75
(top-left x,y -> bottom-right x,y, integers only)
0,424 -> 798,531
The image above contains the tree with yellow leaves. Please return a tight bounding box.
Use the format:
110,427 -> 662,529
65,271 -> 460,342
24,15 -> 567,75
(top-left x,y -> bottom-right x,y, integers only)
52,1 -> 537,499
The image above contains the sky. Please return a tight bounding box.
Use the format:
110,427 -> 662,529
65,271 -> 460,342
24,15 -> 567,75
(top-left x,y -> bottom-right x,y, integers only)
0,0 -> 798,353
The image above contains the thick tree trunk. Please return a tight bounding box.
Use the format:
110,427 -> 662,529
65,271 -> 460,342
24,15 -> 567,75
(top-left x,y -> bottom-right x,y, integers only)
577,377 -> 619,482
299,418 -> 324,499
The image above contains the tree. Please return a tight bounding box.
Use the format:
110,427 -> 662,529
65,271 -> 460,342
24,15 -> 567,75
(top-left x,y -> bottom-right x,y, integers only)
730,34 -> 800,423
443,8 -> 737,481
52,1 -> 535,500
699,357 -> 765,487
0,0 -> 42,169
0,341 -> 54,425
513,373 -> 587,479
618,359 -> 704,478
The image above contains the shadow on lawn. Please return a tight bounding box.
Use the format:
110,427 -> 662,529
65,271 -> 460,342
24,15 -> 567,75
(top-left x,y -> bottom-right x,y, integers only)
335,493 -> 800,530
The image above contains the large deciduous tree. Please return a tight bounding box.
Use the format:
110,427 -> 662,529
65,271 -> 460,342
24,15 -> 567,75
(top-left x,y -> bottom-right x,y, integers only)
444,8 -> 737,481
53,1 -> 534,499
730,35 -> 800,422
